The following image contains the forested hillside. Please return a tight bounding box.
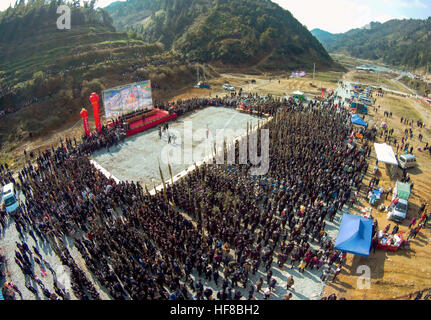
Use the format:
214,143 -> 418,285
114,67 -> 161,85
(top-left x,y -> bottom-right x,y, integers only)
106,0 -> 334,70
311,29 -> 339,49
312,19 -> 431,71
0,0 -> 196,147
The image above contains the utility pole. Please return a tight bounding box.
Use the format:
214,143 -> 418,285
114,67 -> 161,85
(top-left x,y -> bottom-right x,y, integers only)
313,63 -> 316,81
196,65 -> 200,84
109,33 -> 112,61
203,65 -> 206,82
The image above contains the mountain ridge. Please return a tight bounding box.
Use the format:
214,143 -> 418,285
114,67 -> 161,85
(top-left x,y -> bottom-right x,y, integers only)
105,0 -> 335,71
311,18 -> 431,71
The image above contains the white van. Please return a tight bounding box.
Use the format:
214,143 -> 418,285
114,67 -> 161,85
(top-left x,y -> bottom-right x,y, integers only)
360,97 -> 373,105
389,199 -> 409,222
398,154 -> 417,169
1,183 -> 19,213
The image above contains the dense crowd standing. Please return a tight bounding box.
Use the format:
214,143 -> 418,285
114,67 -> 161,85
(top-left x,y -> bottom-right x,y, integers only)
0,93 -> 373,300
155,92 -> 288,118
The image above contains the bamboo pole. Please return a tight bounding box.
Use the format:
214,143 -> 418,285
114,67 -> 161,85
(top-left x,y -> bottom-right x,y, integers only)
213,140 -> 217,161
247,121 -> 249,139
158,162 -> 168,202
144,184 -> 151,198
168,162 -> 175,205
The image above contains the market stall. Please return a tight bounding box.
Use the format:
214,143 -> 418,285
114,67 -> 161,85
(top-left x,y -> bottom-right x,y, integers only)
351,114 -> 368,127
351,102 -> 368,115
376,230 -> 408,252
334,213 -> 373,257
373,188 -> 382,200
374,143 -> 398,178
368,187 -> 383,205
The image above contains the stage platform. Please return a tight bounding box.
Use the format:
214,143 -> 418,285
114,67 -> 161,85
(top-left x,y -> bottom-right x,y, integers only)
109,109 -> 177,137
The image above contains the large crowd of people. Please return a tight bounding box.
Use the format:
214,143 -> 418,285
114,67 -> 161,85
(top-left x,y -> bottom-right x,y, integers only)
79,124 -> 126,155
154,92 -> 287,118
0,90 -> 376,300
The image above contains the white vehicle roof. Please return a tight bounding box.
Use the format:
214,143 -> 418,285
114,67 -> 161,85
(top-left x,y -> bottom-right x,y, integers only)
2,182 -> 14,196
397,198 -> 409,205
399,154 -> 416,160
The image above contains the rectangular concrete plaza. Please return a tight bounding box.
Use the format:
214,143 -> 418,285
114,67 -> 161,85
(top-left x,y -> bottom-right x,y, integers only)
91,107 -> 261,187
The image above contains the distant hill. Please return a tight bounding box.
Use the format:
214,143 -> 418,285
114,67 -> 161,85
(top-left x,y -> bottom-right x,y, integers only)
105,0 -> 335,71
0,1 -> 196,148
311,28 -> 339,48
312,19 -> 431,71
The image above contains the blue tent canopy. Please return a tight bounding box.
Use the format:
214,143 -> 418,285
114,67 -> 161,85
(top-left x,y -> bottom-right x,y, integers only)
334,213 -> 373,257
351,114 -> 368,127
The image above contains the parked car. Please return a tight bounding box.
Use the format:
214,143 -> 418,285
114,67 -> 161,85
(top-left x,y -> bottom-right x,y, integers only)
194,81 -> 210,89
398,154 -> 417,169
390,199 -> 409,222
359,96 -> 373,106
388,181 -> 411,222
223,83 -> 235,91
1,182 -> 19,213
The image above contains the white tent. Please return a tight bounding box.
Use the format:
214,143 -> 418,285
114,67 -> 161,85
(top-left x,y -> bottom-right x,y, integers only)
293,90 -> 304,95
374,143 -> 398,165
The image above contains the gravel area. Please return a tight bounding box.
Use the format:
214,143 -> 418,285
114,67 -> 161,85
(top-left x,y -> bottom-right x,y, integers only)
1,210 -> 77,300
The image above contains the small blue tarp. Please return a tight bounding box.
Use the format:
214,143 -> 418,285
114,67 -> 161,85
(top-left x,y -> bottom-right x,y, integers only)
351,114 -> 368,127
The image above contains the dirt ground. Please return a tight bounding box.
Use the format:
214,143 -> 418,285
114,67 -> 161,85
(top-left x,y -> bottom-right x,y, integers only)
168,72 -> 340,102
322,89 -> 431,300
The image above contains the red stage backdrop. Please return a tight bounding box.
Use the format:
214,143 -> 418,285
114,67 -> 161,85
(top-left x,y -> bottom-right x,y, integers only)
80,108 -> 90,137
89,92 -> 102,133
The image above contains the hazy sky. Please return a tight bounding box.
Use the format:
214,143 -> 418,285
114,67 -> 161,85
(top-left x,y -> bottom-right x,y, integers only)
0,0 -> 430,33
276,0 -> 431,33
